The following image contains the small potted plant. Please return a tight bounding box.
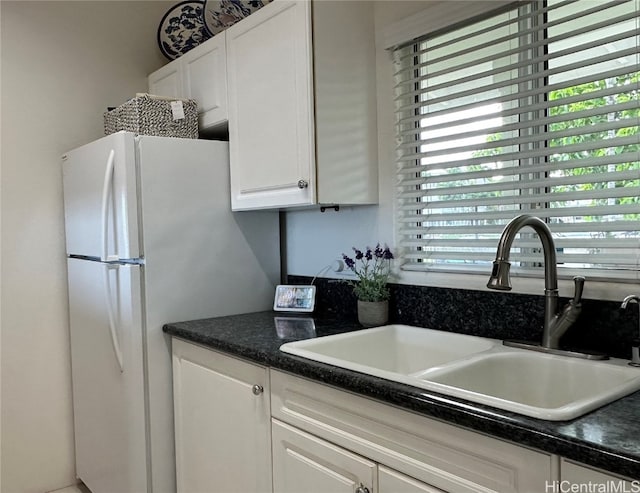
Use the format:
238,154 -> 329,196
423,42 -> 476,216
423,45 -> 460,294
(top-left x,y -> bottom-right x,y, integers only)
342,244 -> 394,327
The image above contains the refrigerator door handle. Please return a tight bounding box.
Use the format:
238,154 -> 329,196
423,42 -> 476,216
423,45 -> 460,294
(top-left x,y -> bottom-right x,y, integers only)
104,263 -> 124,372
100,149 -> 118,262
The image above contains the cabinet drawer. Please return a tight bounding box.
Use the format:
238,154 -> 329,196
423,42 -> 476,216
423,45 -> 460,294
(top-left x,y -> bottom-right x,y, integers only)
270,370 -> 554,493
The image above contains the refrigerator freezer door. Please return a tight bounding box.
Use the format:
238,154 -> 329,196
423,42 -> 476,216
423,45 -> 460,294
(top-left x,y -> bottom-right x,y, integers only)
67,258 -> 147,493
62,131 -> 140,259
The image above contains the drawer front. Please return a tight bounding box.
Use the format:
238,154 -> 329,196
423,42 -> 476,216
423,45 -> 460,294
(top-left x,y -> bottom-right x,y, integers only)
270,370 -> 555,493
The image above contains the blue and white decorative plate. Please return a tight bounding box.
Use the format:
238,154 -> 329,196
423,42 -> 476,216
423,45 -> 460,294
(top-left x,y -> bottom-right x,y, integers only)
158,1 -> 211,61
202,0 -> 272,37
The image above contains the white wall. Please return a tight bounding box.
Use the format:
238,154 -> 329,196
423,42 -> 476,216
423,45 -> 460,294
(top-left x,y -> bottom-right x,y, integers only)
285,0 -> 630,302
0,2 -> 172,491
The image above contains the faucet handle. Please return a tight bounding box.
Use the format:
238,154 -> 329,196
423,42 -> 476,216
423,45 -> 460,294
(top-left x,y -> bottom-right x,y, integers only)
572,276 -> 585,305
622,294 -> 640,308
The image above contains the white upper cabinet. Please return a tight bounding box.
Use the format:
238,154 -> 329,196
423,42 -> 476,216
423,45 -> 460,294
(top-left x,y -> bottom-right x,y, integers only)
226,1 -> 314,210
149,34 -> 228,131
226,0 -> 378,211
147,63 -> 181,100
182,35 -> 227,129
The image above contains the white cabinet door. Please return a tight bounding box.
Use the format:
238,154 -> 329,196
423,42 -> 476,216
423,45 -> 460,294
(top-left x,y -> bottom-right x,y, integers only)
379,466 -> 445,493
148,34 -> 228,131
226,0 -> 315,210
148,62 -> 182,99
561,459 -> 635,485
172,339 -> 272,493
273,419 -> 443,493
182,33 -> 228,128
272,419 -> 376,493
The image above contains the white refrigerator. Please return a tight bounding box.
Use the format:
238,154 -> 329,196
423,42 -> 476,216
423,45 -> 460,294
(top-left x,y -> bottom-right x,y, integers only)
62,131 -> 280,493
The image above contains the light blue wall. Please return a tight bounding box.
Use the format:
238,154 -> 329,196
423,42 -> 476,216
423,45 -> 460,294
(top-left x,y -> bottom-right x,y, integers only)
285,205 -> 381,277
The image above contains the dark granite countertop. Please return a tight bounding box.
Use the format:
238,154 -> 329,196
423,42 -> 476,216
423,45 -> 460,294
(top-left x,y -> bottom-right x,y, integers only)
163,311 -> 640,480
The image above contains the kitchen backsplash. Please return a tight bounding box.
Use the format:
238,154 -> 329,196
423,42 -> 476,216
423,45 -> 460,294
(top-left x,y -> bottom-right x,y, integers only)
288,275 -> 637,360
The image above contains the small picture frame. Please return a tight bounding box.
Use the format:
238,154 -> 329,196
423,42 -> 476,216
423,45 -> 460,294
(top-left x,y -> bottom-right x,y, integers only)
273,285 -> 316,312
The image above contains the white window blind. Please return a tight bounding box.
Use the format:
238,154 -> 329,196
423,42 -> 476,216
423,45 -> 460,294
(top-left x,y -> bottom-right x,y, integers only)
394,0 -> 640,279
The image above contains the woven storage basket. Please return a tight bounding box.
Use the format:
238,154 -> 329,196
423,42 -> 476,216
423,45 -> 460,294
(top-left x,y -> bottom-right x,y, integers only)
104,93 -> 198,138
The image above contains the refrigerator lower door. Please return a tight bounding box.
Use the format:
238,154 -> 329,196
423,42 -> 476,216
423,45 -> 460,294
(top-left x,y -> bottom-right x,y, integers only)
62,131 -> 140,260
67,258 -> 147,493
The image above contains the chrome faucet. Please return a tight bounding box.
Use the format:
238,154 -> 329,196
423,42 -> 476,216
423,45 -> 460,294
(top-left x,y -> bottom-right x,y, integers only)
487,214 -> 587,353
620,295 -> 640,367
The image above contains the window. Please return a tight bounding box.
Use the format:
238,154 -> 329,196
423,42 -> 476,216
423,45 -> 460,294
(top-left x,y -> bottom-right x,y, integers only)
394,0 -> 640,280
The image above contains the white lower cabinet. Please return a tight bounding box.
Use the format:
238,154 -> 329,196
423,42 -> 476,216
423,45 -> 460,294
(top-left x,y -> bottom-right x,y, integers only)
272,419 -> 376,493
561,458 -> 635,485
272,418 -> 444,493
171,340 -> 631,493
378,466 -> 445,493
270,370 -> 555,493
171,339 -> 271,493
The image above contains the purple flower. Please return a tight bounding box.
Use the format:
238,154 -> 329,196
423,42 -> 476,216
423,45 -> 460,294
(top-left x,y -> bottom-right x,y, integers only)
342,254 -> 355,270
374,244 -> 384,258
341,244 -> 395,302
364,248 -> 373,260
382,245 -> 394,260
342,243 -> 393,301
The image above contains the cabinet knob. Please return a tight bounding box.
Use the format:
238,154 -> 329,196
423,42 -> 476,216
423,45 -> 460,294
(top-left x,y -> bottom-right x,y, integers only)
355,485 -> 370,493
252,384 -> 264,395
297,180 -> 309,189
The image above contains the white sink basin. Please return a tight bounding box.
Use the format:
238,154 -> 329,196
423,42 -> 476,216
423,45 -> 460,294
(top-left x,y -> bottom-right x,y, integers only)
280,324 -> 640,421
280,324 -> 494,376
423,351 -> 640,420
